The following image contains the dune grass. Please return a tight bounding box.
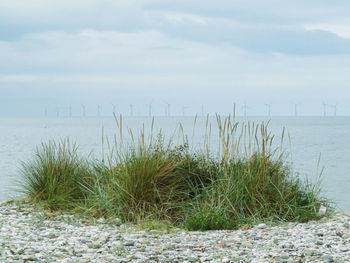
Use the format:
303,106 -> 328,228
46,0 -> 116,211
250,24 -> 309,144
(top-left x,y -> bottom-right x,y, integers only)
19,115 -> 330,230
20,140 -> 92,210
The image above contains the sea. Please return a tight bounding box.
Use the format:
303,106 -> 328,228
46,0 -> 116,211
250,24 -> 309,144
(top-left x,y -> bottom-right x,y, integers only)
1,116 -> 349,211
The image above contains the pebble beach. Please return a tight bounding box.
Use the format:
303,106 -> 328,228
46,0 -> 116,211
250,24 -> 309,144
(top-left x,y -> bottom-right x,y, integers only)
0,201 -> 349,263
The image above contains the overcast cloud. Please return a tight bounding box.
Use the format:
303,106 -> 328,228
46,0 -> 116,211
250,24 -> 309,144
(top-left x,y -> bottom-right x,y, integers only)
1,0 -> 350,116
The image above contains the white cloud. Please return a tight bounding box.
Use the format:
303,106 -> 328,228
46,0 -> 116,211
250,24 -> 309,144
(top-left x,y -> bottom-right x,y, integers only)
305,23 -> 350,39
163,12 -> 208,25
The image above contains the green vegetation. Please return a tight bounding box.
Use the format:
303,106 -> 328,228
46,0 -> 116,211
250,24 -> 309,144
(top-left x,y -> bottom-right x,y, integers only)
20,115 -> 330,230
21,140 -> 91,210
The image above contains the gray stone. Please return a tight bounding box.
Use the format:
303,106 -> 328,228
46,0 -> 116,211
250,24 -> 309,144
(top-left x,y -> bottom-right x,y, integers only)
321,255 -> 334,263
257,223 -> 267,229
123,241 -> 134,246
109,218 -> 122,226
339,246 -> 349,252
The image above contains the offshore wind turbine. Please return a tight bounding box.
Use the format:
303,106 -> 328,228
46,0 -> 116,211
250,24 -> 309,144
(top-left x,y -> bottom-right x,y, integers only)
265,103 -> 271,117
164,101 -> 171,117
182,105 -> 189,116
111,103 -> 117,116
145,101 -> 153,117
294,103 -> 300,116
130,104 -> 134,117
232,103 -> 236,118
322,102 -> 327,116
291,102 -> 301,116
69,105 -> 72,118
148,104 -> 152,117
242,102 -> 248,118
331,104 -> 338,116
55,106 -> 60,118
81,104 -> 86,117
97,105 -> 101,117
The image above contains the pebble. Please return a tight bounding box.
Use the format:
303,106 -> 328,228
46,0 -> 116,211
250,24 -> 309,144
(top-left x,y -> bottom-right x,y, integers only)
109,218 -> 122,226
0,201 -> 349,262
257,223 -> 267,229
124,241 -> 135,246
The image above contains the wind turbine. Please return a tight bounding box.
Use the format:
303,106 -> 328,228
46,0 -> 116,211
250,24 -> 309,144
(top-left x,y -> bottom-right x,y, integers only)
265,103 -> 271,117
164,101 -> 171,117
294,103 -> 300,117
69,105 -> 72,118
182,105 -> 189,116
242,102 -> 248,118
146,101 -> 153,117
291,102 -> 301,116
322,102 -> 327,117
55,106 -> 60,118
331,104 -> 338,116
81,104 -> 86,117
97,105 -> 101,117
148,104 -> 152,117
111,103 -> 117,116
130,104 -> 134,117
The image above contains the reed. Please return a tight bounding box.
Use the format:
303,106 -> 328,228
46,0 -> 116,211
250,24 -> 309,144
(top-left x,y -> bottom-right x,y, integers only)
20,115 -> 330,230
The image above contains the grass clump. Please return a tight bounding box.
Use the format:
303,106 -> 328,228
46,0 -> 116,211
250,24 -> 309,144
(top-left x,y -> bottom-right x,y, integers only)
20,115 -> 331,230
185,205 -> 237,231
107,144 -> 188,221
20,140 -> 90,209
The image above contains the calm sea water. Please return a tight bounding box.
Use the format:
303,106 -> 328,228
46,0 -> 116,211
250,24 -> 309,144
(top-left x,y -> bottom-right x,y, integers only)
1,116 -> 349,211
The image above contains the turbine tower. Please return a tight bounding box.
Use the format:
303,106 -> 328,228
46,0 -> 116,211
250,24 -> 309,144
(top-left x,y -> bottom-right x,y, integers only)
291,102 -> 301,116
146,102 -> 152,117
130,104 -> 134,117
81,104 -> 86,117
97,105 -> 101,117
164,102 -> 171,117
69,105 -> 72,118
243,102 -> 248,118
265,103 -> 271,117
294,103 -> 298,116
322,102 -> 327,117
182,105 -> 189,116
56,106 -> 59,118
111,103 -> 116,115
331,104 -> 338,116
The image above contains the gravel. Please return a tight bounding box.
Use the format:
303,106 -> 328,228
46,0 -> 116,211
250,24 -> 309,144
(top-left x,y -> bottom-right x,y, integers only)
0,201 -> 349,263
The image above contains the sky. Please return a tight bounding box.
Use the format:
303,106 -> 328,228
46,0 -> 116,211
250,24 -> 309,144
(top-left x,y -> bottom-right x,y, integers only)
1,0 -> 350,116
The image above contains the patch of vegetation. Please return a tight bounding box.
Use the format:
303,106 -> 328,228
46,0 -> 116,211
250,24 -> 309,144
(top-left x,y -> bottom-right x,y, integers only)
20,115 -> 330,230
20,140 -> 91,209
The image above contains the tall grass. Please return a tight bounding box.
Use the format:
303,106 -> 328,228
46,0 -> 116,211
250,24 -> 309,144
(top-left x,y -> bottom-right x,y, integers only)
20,140 -> 91,209
20,115 -> 330,230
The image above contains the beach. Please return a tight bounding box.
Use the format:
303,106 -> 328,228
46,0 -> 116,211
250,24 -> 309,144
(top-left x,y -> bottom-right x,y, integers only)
0,201 -> 349,263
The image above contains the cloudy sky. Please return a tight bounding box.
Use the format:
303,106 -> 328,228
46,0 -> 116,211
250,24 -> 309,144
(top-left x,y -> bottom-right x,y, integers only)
1,0 -> 350,116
